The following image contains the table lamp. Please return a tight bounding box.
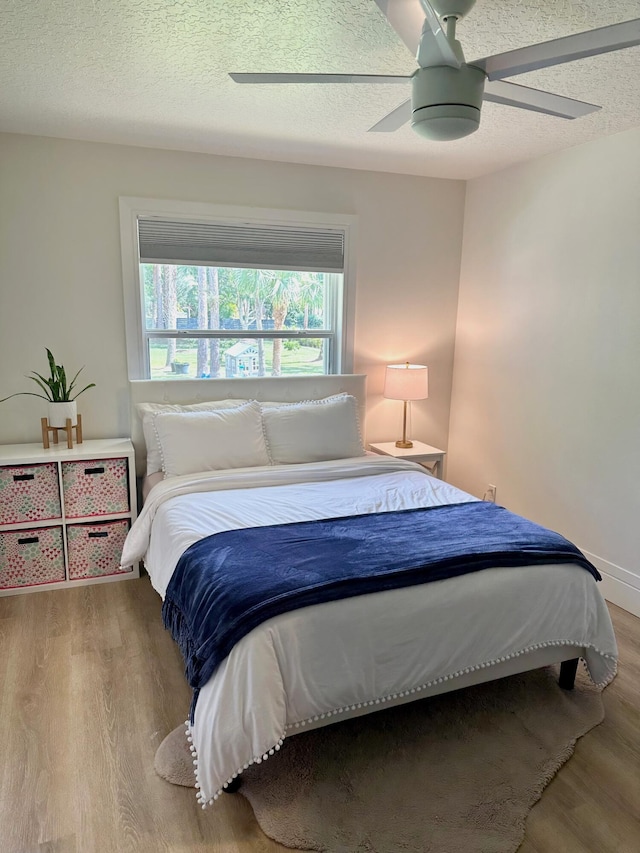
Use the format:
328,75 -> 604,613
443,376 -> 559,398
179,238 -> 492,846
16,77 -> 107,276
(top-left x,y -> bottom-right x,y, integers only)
383,362 -> 429,448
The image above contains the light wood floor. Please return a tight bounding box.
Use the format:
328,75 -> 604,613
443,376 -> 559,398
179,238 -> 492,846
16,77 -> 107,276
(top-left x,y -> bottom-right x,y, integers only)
0,576 -> 638,853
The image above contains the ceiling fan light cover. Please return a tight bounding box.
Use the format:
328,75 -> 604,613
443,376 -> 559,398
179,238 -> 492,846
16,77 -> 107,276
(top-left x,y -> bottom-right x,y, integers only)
411,104 -> 479,140
410,64 -> 485,140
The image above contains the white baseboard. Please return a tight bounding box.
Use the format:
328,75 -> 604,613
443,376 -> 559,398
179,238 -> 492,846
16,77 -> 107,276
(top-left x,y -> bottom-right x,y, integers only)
582,549 -> 640,619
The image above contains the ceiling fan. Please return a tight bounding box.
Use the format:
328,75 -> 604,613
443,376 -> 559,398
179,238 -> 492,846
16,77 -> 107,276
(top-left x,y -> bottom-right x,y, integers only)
229,0 -> 640,141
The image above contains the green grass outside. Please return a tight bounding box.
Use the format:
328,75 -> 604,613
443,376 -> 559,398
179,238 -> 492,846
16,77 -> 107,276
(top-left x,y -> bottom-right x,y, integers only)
149,340 -> 325,379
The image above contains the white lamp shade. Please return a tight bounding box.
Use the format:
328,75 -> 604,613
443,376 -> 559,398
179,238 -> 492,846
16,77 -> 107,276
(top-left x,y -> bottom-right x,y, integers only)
384,363 -> 429,401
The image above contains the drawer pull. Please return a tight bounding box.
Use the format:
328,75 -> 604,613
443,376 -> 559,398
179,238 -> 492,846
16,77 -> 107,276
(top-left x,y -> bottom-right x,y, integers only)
13,473 -> 35,482
18,536 -> 39,545
84,466 -> 105,475
88,531 -> 109,538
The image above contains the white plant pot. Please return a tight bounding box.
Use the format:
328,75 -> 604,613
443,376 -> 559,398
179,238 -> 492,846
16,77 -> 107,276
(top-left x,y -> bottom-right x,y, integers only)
48,401 -> 78,428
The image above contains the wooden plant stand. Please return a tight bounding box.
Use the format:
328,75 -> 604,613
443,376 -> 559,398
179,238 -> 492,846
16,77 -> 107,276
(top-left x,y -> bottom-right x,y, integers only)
41,414 -> 83,450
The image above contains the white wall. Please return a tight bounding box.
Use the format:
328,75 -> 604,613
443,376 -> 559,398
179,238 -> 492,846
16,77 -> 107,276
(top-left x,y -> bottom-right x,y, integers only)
448,126 -> 640,615
2,129 -> 638,615
0,133 -> 465,449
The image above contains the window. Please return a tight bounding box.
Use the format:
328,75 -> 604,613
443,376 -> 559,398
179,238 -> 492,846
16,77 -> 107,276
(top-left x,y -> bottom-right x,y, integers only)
119,199 -> 356,380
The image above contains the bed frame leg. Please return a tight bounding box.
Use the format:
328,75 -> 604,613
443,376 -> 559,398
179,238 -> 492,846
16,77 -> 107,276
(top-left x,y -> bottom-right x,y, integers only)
559,658 -> 579,690
223,774 -> 243,794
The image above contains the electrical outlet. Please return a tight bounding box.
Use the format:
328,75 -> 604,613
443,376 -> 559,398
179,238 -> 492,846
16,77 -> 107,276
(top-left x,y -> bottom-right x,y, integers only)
484,484 -> 497,503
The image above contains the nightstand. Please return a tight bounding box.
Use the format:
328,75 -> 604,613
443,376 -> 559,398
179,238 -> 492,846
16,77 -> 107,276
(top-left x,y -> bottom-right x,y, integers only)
0,438 -> 139,596
369,441 -> 446,480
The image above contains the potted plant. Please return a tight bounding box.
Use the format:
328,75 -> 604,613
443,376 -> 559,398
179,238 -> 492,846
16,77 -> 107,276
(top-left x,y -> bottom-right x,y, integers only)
0,348 -> 95,427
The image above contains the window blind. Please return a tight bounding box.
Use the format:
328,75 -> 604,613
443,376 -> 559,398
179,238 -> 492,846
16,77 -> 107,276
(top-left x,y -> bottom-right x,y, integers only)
138,218 -> 345,273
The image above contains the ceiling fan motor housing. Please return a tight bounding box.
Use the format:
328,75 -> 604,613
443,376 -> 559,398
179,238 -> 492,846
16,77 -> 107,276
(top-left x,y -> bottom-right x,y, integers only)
411,65 -> 485,141
430,0 -> 477,22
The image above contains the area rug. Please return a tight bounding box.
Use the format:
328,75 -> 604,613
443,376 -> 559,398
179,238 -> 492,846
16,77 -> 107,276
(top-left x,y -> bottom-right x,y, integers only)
156,665 -> 605,853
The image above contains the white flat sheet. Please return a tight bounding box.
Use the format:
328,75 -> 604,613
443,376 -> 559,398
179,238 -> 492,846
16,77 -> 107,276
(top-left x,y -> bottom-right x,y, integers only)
123,457 -> 618,806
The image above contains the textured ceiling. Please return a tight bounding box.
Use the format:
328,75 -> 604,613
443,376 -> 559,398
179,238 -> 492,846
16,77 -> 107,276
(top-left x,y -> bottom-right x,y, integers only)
0,0 -> 639,179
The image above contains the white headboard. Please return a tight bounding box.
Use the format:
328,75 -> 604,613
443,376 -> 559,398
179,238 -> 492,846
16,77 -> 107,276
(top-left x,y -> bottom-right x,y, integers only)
129,374 -> 367,476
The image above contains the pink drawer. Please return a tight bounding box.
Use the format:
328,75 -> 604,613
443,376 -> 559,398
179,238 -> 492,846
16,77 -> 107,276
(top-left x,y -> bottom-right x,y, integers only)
0,526 -> 65,589
62,457 -> 130,519
0,463 -> 61,525
67,519 -> 132,580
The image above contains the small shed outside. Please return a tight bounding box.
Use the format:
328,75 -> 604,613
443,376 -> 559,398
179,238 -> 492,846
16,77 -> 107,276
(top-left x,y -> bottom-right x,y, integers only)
225,340 -> 260,377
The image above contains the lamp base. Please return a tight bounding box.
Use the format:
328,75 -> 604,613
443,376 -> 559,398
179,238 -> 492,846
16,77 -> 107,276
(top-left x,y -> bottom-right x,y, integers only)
395,439 -> 413,449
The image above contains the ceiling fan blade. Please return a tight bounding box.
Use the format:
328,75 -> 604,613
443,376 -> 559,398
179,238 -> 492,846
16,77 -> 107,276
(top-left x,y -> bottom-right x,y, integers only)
483,79 -> 601,119
368,99 -> 412,131
476,18 -> 640,81
229,72 -> 410,85
483,80 -> 602,118
371,0 -> 424,56
372,0 -> 461,68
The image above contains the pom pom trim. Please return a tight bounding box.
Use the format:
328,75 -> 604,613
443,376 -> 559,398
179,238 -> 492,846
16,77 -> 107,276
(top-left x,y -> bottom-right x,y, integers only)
189,639 -> 616,808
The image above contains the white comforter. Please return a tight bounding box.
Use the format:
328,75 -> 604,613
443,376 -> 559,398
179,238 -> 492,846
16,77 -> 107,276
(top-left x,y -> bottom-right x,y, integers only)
122,457 -> 618,807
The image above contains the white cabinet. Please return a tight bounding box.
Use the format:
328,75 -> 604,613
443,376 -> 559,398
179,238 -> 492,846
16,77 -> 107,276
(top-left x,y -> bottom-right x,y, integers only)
0,439 -> 138,595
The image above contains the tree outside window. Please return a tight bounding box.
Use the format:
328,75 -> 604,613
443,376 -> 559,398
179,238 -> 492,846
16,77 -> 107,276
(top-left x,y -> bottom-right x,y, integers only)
141,265 -> 337,379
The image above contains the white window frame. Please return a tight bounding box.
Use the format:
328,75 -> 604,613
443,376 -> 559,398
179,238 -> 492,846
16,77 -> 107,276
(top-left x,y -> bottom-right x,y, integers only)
119,197 -> 357,380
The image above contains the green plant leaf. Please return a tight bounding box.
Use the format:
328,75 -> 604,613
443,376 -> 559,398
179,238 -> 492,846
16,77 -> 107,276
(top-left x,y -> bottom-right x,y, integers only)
58,365 -> 69,400
27,374 -> 55,401
0,391 -> 52,403
66,366 -> 84,395
1,348 -> 95,406
31,370 -> 55,389
33,365 -> 58,398
46,349 -> 57,378
70,383 -> 96,400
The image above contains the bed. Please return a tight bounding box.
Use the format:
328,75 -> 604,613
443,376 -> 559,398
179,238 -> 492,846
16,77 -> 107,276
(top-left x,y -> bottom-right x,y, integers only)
122,374 -> 618,808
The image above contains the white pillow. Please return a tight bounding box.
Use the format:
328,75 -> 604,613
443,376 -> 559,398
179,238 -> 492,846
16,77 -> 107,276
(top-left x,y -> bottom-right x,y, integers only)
259,393 -> 351,410
137,399 -> 248,475
261,394 -> 365,464
152,402 -> 271,478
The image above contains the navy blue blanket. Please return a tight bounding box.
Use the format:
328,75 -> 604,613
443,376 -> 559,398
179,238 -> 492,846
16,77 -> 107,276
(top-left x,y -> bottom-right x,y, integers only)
162,501 -> 599,713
